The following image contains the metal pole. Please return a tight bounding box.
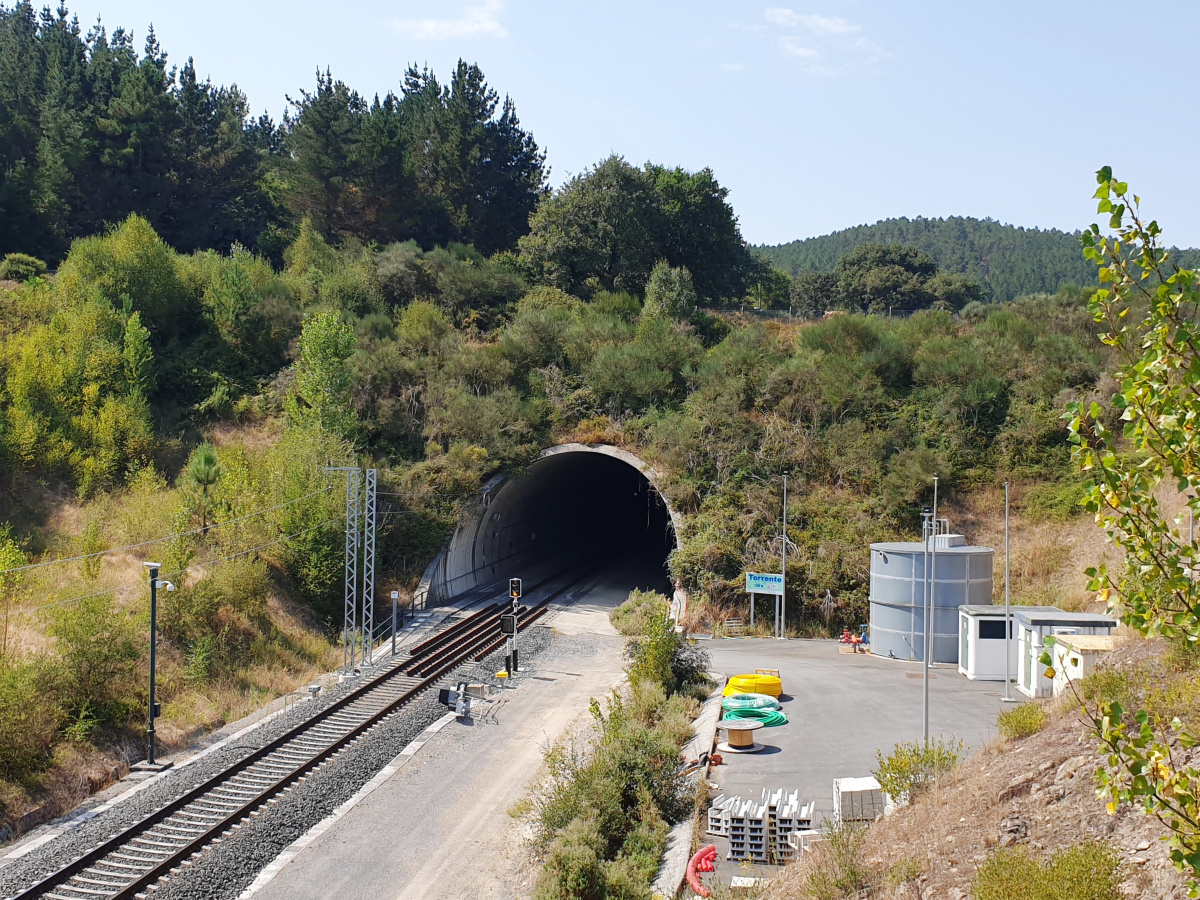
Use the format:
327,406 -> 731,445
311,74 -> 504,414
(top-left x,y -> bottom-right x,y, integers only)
323,468 -> 362,674
781,474 -> 788,641
391,591 -> 398,656
750,592 -> 755,628
922,504 -> 930,743
348,470 -> 360,672
1003,481 -> 1015,702
924,476 -> 939,744
147,564 -> 159,766
362,469 -> 376,666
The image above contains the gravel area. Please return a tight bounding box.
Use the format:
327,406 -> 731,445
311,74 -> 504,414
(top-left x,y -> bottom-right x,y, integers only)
0,625 -> 556,900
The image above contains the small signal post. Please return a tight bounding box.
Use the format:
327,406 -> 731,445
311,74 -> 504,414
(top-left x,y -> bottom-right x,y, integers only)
501,578 -> 522,676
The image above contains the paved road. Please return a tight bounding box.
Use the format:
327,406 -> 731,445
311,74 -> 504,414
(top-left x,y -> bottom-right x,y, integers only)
252,558 -> 662,900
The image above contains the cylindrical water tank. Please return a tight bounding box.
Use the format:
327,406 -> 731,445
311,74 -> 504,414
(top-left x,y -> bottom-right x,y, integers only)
868,537 -> 993,664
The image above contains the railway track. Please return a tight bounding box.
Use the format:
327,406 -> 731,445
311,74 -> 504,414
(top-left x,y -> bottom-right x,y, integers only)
7,576 -> 572,900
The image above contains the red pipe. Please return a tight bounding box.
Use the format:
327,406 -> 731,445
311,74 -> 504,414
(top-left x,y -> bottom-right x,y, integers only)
686,844 -> 718,897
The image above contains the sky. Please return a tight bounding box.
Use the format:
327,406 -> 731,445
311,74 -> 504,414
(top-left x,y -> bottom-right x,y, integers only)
59,0 -> 1200,247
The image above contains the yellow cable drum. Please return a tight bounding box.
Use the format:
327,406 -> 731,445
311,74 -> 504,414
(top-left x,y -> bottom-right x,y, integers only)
723,673 -> 783,698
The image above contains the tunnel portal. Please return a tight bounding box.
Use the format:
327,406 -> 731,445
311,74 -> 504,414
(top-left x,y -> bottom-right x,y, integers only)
427,445 -> 676,602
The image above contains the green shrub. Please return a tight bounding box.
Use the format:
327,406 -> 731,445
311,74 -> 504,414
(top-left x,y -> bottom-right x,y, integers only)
886,857 -> 924,886
2,299 -> 155,494
1080,667 -> 1139,710
873,736 -> 963,801
536,816 -> 606,900
46,594 -> 140,727
998,702 -> 1047,740
0,659 -> 63,778
1024,478 -> 1090,522
610,589 -> 668,636
972,842 -> 1122,900
624,605 -> 710,695
55,214 -> 193,339
798,821 -> 875,900
0,253 -> 47,281
606,798 -> 668,890
532,679 -> 698,899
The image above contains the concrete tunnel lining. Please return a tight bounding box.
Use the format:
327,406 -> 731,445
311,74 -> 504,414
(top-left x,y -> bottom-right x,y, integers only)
421,444 -> 680,603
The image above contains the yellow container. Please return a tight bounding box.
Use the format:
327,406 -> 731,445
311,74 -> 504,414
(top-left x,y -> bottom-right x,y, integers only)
723,673 -> 783,698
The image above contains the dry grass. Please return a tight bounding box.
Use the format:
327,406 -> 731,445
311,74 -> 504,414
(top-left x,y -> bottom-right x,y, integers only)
944,482 -> 1123,613
204,419 -> 284,452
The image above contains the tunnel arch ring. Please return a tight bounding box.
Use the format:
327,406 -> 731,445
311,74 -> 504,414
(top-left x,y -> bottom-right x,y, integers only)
420,443 -> 682,604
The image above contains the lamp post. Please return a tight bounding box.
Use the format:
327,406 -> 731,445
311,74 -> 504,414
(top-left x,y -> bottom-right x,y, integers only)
1003,482 -> 1017,702
922,475 -> 939,746
920,504 -> 933,739
143,563 -> 174,767
780,473 -> 789,640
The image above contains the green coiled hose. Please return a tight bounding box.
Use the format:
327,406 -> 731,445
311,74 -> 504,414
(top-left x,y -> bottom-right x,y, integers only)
721,693 -> 781,711
721,707 -> 788,726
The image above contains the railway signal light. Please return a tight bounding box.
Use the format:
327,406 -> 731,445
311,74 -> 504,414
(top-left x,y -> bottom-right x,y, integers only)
509,577 -> 522,599
500,613 -> 518,635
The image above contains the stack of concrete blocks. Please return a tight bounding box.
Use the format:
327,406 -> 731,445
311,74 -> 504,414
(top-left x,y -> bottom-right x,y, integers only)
706,795 -> 730,837
709,790 -> 815,862
726,798 -> 768,861
833,776 -> 886,825
765,790 -> 814,862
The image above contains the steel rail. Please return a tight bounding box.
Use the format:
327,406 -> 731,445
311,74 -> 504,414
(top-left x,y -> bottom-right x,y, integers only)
6,573 -> 574,900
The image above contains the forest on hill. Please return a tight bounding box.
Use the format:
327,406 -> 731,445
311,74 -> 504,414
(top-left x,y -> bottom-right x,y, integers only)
757,214 -> 1200,303
0,209 -> 1107,814
0,0 -> 1125,838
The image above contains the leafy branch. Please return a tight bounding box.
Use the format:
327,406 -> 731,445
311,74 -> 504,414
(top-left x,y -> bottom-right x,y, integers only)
1065,167 -> 1200,894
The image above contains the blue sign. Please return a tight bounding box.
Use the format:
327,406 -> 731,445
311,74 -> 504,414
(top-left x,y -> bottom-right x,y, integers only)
746,572 -> 784,595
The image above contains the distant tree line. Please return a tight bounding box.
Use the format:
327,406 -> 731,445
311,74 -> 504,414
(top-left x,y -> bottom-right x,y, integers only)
788,243 -> 984,317
752,215 -> 1193,303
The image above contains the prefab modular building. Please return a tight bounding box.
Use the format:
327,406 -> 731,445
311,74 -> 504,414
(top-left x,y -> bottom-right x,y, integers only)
957,605 -> 1062,682
1015,609 -> 1118,698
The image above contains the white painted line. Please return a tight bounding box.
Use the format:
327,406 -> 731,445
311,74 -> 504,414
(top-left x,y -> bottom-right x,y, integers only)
237,712 -> 457,899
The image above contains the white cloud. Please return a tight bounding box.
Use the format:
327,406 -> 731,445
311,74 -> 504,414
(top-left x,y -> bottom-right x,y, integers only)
764,8 -> 861,35
780,40 -> 818,58
764,8 -> 801,26
759,6 -> 882,73
394,0 -> 508,40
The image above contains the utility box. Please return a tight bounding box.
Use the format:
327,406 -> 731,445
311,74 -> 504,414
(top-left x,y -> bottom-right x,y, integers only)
1051,635 -> 1116,697
833,776 -> 885,825
1015,609 -> 1117,698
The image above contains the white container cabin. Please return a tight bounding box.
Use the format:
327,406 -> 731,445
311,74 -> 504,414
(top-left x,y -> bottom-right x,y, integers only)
1015,609 -> 1117,698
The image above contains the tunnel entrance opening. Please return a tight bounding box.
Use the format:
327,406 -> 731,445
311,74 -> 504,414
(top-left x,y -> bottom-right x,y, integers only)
432,446 -> 676,604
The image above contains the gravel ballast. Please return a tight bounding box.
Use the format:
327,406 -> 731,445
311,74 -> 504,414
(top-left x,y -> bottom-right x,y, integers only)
0,625 -> 556,900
